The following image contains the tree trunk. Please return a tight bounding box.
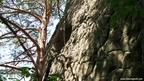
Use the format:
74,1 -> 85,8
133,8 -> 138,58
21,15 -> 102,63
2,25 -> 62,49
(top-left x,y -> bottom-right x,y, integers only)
43,0 -> 144,81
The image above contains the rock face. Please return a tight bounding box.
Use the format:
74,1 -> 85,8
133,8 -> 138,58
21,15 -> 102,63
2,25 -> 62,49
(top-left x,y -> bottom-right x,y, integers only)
44,0 -> 144,81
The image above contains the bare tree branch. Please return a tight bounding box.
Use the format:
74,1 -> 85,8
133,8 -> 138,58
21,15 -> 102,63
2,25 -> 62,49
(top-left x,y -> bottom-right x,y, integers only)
0,15 -> 39,73
0,64 -> 22,71
0,28 -> 39,38
0,35 -> 28,39
0,5 -> 42,22
2,60 -> 32,64
2,17 -> 40,50
14,45 -> 36,60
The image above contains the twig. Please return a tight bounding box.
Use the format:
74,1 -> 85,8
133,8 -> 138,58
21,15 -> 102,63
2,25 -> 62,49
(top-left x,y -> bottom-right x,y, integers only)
0,15 -> 38,75
0,64 -> 22,71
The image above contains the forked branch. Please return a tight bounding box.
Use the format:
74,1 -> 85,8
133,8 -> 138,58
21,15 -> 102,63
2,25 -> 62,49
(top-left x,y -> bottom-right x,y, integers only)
0,15 -> 39,74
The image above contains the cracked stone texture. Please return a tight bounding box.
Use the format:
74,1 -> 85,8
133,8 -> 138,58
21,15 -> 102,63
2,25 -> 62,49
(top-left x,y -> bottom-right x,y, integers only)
44,0 -> 144,81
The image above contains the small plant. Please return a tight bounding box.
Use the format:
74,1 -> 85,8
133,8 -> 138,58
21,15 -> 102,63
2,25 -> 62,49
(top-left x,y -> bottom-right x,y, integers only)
106,0 -> 144,28
0,74 -> 6,81
45,73 -> 63,81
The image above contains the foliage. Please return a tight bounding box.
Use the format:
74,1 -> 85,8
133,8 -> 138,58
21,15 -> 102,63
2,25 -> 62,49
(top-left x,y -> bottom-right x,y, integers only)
8,78 -> 20,81
0,0 -> 2,3
0,71 -> 62,81
45,74 -> 63,81
106,0 -> 144,28
0,74 -> 20,81
0,69 -> 63,81
0,74 -> 6,81
20,67 -> 31,78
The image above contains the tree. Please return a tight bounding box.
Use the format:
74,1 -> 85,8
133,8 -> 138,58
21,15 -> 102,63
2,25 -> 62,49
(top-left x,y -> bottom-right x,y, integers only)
0,0 -> 65,81
43,0 -> 144,81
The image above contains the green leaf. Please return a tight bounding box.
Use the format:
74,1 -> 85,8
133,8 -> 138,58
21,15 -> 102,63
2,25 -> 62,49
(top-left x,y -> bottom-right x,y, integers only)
114,6 -> 122,12
110,22 -> 119,29
124,5 -> 133,12
130,0 -> 137,5
111,14 -> 118,21
0,74 -> 6,81
131,10 -> 138,20
106,0 -> 111,3
45,73 -> 62,81
21,67 -> 29,72
113,0 -> 122,4
0,0 -> 2,3
50,74 -> 62,79
127,0 -> 137,6
8,78 -> 20,81
15,79 -> 20,81
139,9 -> 144,16
20,67 -> 30,77
119,11 -> 127,20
